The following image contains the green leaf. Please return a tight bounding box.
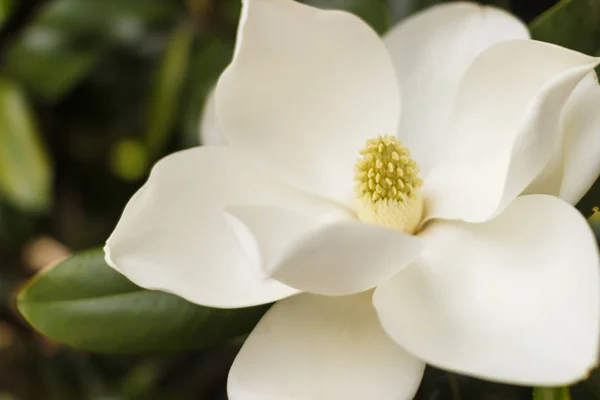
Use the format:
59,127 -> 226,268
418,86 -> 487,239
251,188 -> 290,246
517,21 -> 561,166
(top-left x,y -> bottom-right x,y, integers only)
388,0 -> 441,23
145,24 -> 194,157
40,0 -> 181,44
17,249 -> 268,354
530,0 -> 600,55
532,387 -> 571,400
0,0 -> 15,27
0,78 -> 52,212
305,0 -> 389,34
2,30 -> 106,101
1,0 -> 181,100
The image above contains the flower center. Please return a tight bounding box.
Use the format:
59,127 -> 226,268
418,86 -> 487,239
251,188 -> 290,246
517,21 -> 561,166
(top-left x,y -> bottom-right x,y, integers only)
354,135 -> 423,233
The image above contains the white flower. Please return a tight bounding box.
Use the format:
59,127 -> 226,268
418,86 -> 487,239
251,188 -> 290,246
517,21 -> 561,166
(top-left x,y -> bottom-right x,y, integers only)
105,0 -> 600,398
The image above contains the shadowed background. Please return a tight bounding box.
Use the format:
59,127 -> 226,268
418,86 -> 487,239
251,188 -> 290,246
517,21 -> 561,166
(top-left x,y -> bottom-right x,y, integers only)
1,0 -> 600,399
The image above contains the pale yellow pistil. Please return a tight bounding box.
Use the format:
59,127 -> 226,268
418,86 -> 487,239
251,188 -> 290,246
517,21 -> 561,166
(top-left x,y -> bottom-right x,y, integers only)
354,135 -> 423,233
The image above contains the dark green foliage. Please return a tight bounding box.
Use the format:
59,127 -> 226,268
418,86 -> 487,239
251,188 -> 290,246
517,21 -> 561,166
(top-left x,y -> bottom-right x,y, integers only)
18,249 -> 268,354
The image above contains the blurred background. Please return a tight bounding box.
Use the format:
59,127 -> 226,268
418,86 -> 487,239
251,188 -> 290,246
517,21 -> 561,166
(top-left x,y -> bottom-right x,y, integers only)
0,0 -> 598,399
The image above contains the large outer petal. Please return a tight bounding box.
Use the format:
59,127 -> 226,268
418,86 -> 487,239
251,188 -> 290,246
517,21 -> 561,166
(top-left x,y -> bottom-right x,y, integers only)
384,2 -> 528,173
228,292 -> 425,400
373,195 -> 599,385
423,40 -> 599,223
216,0 -> 399,206
105,147 -> 341,308
559,73 -> 600,204
226,205 -> 423,296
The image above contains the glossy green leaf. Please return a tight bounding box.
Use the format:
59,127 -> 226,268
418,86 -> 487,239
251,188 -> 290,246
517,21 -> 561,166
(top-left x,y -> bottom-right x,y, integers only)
0,78 -> 51,212
145,24 -> 194,157
530,0 -> 600,55
305,0 -> 389,33
17,249 -> 268,354
533,387 -> 571,400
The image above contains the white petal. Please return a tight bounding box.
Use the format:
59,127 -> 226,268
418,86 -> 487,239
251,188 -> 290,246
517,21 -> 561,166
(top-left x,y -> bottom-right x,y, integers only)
522,73 -> 600,199
199,88 -> 227,145
216,0 -> 399,206
224,204 -> 351,277
385,2 -> 528,173
559,72 -> 600,204
105,147 -> 335,308
520,142 -> 564,197
226,205 -> 423,295
228,292 -> 425,400
423,40 -> 599,223
374,195 -> 600,385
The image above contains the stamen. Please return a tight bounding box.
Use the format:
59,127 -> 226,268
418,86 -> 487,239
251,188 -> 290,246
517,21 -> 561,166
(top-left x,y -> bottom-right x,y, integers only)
354,135 -> 423,233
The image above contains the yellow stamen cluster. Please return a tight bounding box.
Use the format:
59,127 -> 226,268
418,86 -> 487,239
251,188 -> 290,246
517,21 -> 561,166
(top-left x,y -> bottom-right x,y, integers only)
354,135 -> 423,232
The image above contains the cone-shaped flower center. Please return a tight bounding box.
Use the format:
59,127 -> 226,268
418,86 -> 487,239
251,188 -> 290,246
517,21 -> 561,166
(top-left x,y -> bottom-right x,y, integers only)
354,135 -> 423,233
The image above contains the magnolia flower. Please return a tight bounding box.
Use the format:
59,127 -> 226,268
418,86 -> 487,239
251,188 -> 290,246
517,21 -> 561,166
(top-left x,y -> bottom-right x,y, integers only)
106,0 -> 600,398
